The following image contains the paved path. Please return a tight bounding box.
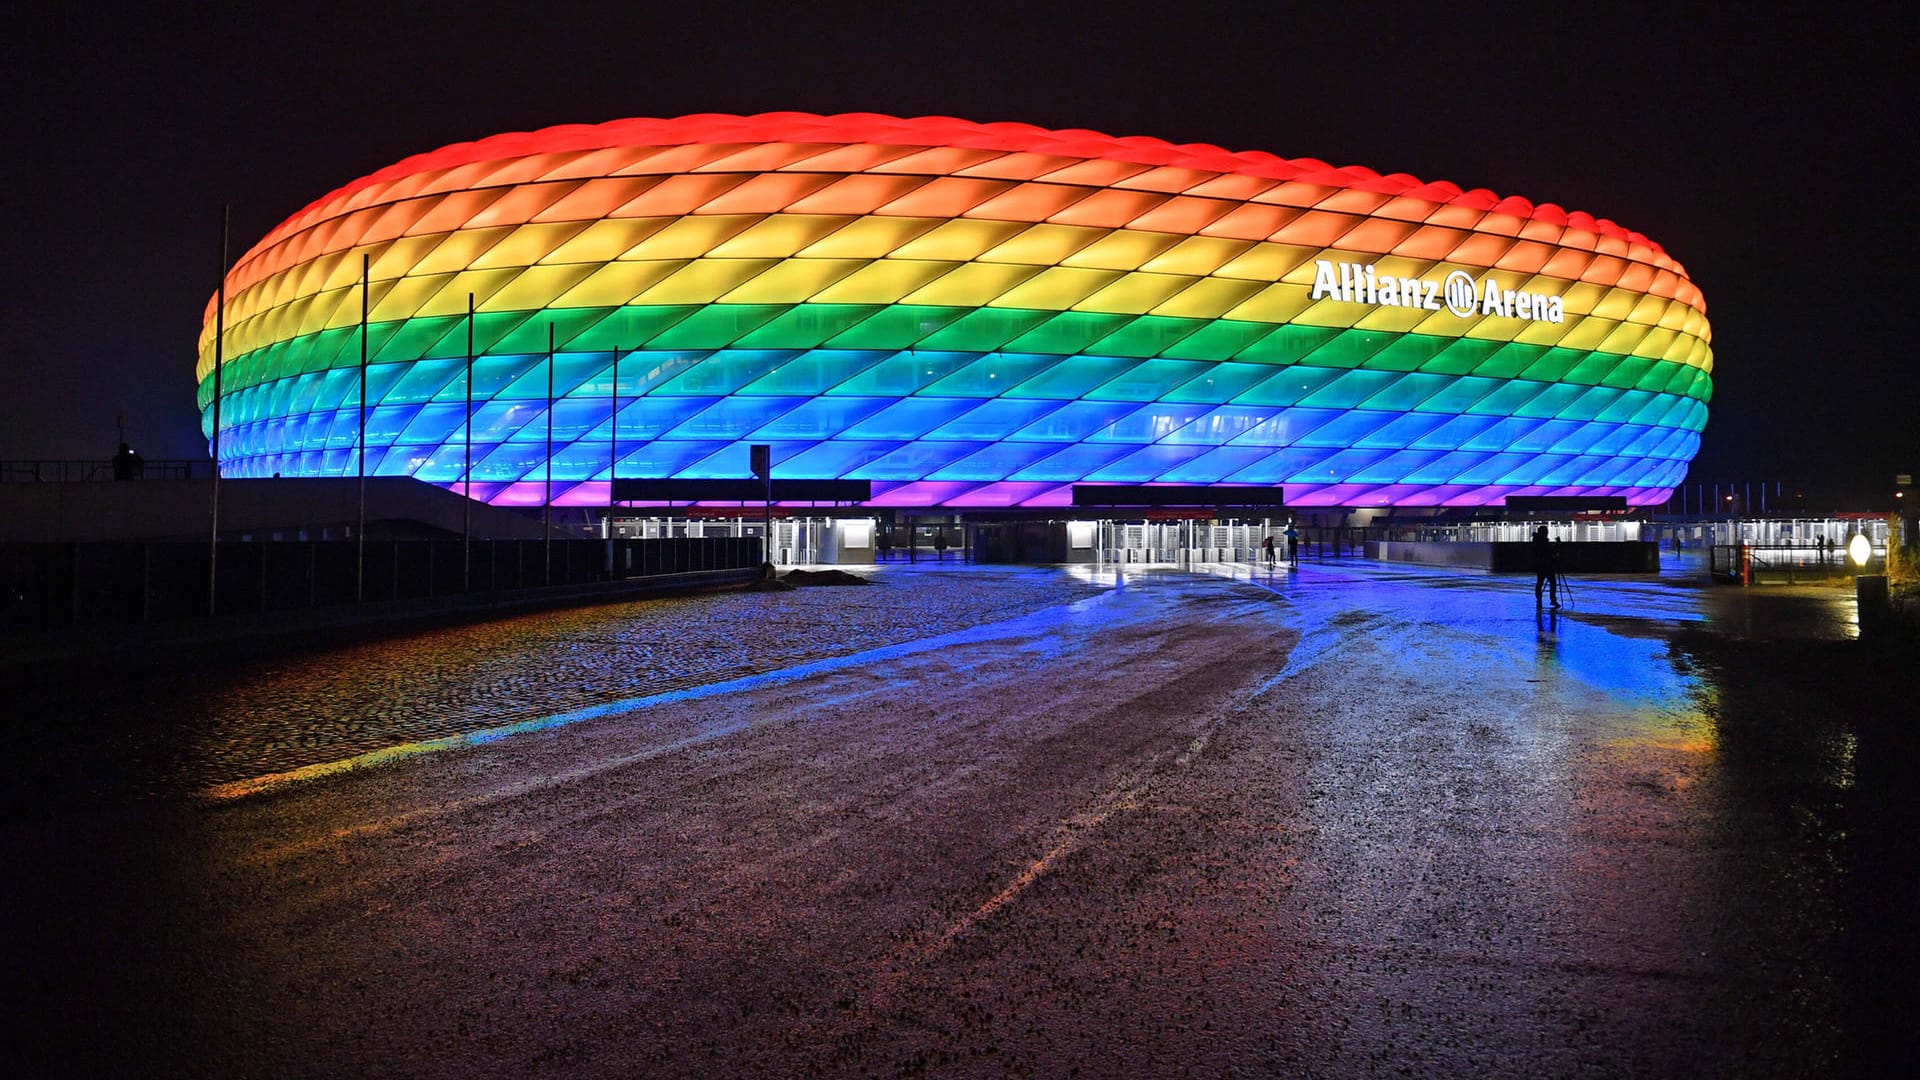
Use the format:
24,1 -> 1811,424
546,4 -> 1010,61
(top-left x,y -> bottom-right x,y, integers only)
8,560 -> 1902,1077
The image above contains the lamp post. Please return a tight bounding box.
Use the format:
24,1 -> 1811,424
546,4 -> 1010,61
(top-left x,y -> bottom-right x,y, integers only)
1725,492 -> 1746,585
1851,529 -> 1888,637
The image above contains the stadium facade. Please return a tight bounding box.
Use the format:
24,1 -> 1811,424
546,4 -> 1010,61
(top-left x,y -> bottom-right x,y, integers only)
195,113 -> 1711,516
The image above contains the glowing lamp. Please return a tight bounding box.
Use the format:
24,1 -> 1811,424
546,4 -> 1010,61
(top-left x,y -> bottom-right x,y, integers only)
1848,533 -> 1871,567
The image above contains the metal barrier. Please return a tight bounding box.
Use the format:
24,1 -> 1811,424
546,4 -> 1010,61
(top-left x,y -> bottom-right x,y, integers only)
1711,543 -> 1869,584
1,459 -> 211,483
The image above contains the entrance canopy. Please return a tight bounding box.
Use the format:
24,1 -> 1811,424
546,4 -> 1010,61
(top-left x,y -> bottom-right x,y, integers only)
1072,484 -> 1288,509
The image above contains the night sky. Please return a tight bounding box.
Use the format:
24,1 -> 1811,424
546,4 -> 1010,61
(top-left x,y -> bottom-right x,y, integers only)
7,2 -> 1913,497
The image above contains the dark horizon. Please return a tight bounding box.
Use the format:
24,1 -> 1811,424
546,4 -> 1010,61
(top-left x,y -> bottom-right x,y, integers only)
6,3 -> 1913,494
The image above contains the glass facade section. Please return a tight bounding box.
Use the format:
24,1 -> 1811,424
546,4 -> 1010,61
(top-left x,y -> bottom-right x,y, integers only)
197,113 -> 1711,507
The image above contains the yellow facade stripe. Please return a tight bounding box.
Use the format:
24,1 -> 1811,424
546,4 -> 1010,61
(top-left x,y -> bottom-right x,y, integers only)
1222,283 -> 1318,326
1631,327 -> 1680,361
1071,271 -> 1195,315
549,260 -> 688,310
368,272 -> 456,324
978,224 -> 1107,266
708,214 -> 854,258
796,215 -> 941,259
629,258 -> 782,306
1352,301 -> 1441,335
808,259 -> 959,305
890,219 -> 1027,262
233,214 -> 1709,341
1138,236 -> 1254,276
474,263 -> 599,313
369,234 -> 453,285
1512,318 -> 1576,349
413,228 -> 516,276
1588,287 -> 1639,321
1553,316 -> 1618,352
411,268 -> 524,319
1463,314 -> 1528,345
1624,292 -> 1673,327
1215,244 -> 1321,283
1596,321 -> 1655,358
538,217 -> 674,265
1147,277 -> 1266,320
226,255 -> 1719,376
1062,229 -> 1184,271
989,266 -> 1122,310
469,221 -> 593,269
900,261 -> 1043,306
620,215 -> 761,261
318,279 -> 389,330
715,258 -> 869,304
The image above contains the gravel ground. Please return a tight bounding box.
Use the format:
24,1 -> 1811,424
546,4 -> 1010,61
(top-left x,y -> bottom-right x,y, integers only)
6,564 -> 1101,805
6,559 -> 1914,1077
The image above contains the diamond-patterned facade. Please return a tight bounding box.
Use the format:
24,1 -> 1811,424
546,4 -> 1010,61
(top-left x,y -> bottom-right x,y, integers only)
195,113 -> 1711,508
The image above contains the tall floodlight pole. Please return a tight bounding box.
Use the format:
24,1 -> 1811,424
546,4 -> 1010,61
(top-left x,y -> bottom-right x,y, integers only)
751,443 -> 772,573
609,345 -> 620,551
356,252 -> 369,603
463,292 -> 474,593
545,322 -> 554,584
209,205 -> 229,616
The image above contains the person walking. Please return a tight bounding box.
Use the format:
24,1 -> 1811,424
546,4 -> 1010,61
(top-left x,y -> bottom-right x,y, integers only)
1261,534 -> 1276,565
1284,522 -> 1300,567
1532,525 -> 1559,610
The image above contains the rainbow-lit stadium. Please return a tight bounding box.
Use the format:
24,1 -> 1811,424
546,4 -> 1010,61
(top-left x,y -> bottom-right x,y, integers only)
196,112 -> 1710,511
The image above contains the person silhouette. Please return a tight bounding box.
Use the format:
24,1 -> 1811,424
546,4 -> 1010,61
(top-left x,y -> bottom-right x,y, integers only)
111,441 -> 144,480
1532,525 -> 1558,610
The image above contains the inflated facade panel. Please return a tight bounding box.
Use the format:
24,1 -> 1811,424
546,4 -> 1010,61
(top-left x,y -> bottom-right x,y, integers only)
195,113 -> 1711,507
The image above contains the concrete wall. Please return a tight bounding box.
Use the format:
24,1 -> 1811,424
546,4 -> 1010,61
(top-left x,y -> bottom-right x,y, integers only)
1369,541 -> 1501,569
1371,540 -> 1660,573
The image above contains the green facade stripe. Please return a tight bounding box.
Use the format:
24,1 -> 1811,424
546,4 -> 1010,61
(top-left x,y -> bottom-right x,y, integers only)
207,303 -> 1714,408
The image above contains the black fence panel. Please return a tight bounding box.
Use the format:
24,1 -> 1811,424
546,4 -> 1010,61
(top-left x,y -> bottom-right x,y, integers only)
148,544 -> 208,621
1,536 -> 757,633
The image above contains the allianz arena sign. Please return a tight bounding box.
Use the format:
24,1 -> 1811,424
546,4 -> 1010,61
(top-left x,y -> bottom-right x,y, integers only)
1309,259 -> 1567,323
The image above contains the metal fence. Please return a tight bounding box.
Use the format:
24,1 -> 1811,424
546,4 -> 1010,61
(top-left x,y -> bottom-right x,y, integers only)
1,536 -> 760,631
1709,542 -> 1880,584
1,459 -> 212,483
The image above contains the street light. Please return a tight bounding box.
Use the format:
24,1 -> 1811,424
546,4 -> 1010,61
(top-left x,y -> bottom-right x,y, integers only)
1726,493 -> 1747,585
1851,529 -> 1887,637
1849,532 -> 1872,568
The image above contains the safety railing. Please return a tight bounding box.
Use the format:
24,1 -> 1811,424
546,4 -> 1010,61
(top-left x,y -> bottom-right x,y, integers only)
1,459 -> 212,483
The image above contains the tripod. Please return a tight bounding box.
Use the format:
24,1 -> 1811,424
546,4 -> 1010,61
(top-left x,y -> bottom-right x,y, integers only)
1552,568 -> 1575,608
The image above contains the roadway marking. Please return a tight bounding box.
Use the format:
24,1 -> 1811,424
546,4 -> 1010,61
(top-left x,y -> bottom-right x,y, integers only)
922,730 -> 1214,960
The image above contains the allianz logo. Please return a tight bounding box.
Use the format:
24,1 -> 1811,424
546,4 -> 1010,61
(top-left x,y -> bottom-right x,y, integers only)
1308,259 -> 1567,323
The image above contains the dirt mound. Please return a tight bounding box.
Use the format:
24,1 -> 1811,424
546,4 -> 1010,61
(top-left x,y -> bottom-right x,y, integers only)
782,569 -> 871,587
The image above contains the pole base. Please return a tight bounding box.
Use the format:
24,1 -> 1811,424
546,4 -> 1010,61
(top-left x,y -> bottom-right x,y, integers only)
1857,573 -> 1889,636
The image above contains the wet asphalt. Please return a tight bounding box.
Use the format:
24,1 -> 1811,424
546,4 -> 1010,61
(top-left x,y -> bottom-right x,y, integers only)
5,557 -> 1913,1078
